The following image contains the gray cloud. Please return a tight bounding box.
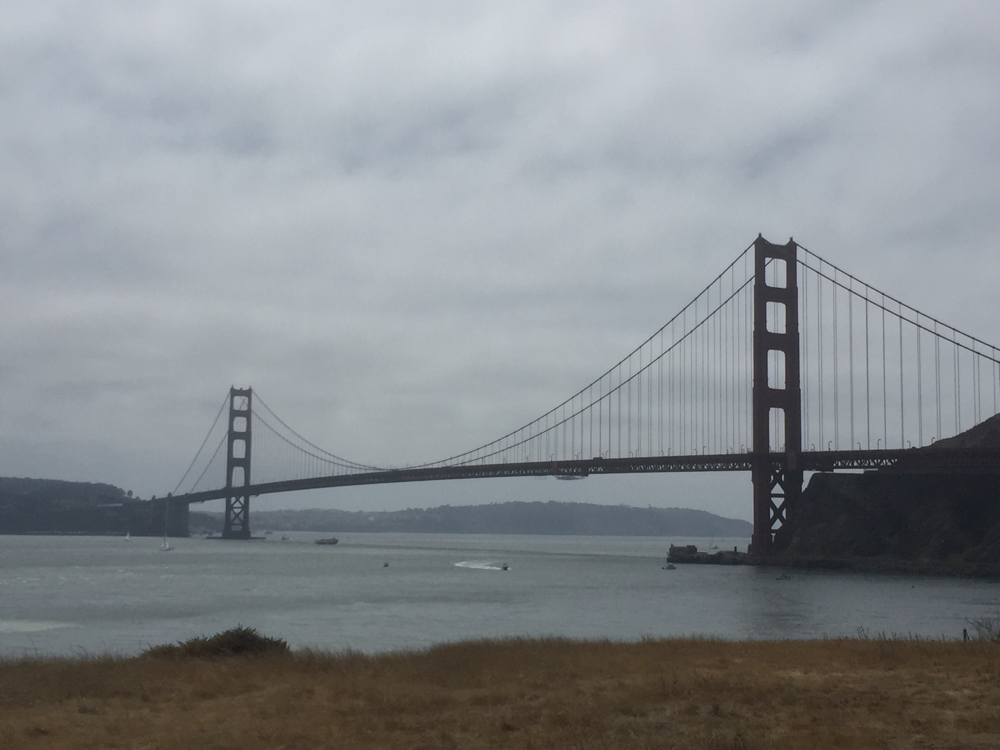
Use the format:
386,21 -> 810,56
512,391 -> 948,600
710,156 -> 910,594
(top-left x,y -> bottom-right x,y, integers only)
2,1 -> 999,520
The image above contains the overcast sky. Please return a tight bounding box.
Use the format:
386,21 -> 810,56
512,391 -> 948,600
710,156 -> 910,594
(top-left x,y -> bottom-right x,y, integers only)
2,1 -> 999,521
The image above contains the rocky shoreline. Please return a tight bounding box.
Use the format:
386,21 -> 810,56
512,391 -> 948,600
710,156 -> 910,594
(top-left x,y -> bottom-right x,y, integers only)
666,543 -> 1000,579
666,544 -> 750,566
668,415 -> 1000,580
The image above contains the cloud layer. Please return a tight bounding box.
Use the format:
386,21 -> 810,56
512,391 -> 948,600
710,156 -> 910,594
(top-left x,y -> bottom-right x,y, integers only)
3,1 -> 999,518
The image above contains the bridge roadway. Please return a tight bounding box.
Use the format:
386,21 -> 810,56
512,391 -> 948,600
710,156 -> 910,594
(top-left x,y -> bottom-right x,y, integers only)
170,448 -> 1000,505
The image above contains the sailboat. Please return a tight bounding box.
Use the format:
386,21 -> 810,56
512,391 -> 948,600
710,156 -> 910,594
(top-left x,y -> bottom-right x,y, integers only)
708,537 -> 718,550
160,501 -> 173,551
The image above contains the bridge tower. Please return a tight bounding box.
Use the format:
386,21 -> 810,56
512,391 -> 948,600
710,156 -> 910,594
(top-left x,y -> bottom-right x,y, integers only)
222,387 -> 253,539
750,237 -> 802,556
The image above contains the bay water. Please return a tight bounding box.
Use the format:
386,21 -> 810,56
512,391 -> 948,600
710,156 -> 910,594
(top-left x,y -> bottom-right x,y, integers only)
1,532 -> 998,658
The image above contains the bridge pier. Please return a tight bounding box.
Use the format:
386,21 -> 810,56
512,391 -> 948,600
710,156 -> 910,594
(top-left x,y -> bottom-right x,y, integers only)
750,236 -> 802,556
222,387 -> 253,539
153,496 -> 189,537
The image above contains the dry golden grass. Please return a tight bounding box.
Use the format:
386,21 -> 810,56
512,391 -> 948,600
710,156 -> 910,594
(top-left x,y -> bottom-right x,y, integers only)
2,636 -> 999,749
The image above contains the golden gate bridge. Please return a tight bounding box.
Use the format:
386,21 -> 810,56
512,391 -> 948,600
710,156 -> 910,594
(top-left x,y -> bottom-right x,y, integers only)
165,236 -> 1000,554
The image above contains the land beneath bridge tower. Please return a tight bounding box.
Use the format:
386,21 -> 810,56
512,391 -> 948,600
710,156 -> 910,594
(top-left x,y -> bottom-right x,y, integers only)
668,470 -> 1000,578
767,415 -> 1000,578
670,414 -> 1000,578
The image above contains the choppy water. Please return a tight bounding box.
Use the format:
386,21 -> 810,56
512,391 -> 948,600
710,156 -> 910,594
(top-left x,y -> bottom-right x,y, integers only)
1,532 -> 997,657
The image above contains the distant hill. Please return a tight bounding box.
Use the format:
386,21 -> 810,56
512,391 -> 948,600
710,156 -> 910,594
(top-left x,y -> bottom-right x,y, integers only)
0,477 -> 138,535
0,476 -> 753,538
190,501 -> 752,537
0,477 -> 183,536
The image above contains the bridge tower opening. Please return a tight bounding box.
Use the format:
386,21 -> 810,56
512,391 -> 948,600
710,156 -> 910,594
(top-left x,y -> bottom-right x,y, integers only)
750,237 -> 802,556
222,387 -> 253,539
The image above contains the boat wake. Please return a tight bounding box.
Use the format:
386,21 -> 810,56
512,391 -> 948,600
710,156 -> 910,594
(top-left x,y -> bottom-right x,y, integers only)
0,620 -> 72,634
455,560 -> 508,571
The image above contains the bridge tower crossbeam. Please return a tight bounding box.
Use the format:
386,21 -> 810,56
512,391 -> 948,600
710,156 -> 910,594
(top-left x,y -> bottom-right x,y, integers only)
750,237 -> 803,556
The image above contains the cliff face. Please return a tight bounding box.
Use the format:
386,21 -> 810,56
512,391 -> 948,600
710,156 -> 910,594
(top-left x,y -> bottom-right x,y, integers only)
774,472 -> 1000,576
772,413 -> 1000,576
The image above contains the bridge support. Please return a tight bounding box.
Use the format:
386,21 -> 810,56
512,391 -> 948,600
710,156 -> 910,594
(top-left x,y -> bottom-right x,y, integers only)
222,387 -> 253,539
155,496 -> 189,537
750,237 -> 802,557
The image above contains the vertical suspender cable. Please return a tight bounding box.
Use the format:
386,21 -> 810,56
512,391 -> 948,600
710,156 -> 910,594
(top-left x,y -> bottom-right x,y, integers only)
700,296 -> 706,452
713,288 -> 718,453
589,385 -> 593,459
680,311 -> 686,453
635,350 -> 641,457
917,318 -> 923,446
617,362 -> 622,458
975,349 -> 981,425
849,281 -> 855,449
865,289 -> 871,449
833,269 -> 839,449
882,299 -> 888,447
606,373 -> 611,457
658,330 -> 663,454
650,337 -> 655,453
725,274 -> 731,450
747,261 -> 752,448
707,296 -> 713,453
736,282 -> 742,448
898,307 -> 904,447
570,395 -> 576,460
668,323 -> 673,454
802,262 -> 809,447
935,323 -> 942,441
818,263 -> 825,446
628,354 -> 633,457
697,298 -> 702,452
954,332 -> 960,434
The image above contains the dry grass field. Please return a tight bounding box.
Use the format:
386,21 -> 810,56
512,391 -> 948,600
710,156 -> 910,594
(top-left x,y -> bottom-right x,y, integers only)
1,632 -> 998,749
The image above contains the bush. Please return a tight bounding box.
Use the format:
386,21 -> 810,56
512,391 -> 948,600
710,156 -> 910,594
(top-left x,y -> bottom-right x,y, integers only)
966,614 -> 1000,643
144,625 -> 290,659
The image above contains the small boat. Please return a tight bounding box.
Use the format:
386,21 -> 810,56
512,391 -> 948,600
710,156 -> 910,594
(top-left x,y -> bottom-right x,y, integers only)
708,537 -> 718,550
315,537 -> 339,545
124,532 -> 131,542
662,563 -> 676,570
501,563 -> 509,571
776,574 -> 791,581
383,562 -> 389,567
160,504 -> 172,551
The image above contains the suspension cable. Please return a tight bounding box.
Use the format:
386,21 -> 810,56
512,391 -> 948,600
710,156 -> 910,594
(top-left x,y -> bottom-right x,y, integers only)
189,431 -> 228,493
172,393 -> 229,495
253,394 -> 383,471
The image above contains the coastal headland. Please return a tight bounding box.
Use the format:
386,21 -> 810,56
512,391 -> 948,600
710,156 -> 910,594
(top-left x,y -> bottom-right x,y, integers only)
2,633 -> 997,749
668,415 -> 1000,577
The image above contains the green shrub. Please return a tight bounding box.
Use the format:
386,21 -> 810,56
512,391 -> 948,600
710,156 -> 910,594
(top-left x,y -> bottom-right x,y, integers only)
144,625 -> 290,658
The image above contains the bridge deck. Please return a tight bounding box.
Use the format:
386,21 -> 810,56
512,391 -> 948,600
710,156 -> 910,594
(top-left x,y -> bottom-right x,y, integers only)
170,448 -> 1000,504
